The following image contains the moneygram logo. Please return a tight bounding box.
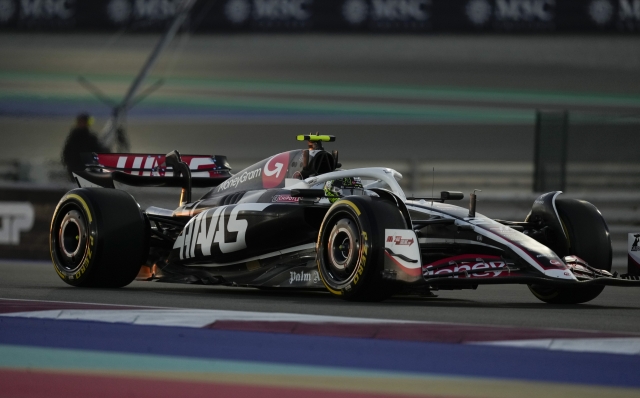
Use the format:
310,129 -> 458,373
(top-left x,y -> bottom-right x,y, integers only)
262,152 -> 289,189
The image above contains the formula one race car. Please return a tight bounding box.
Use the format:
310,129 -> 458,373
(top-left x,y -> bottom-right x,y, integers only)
50,135 -> 640,304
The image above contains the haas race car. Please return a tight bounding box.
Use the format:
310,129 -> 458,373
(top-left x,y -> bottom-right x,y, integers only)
51,135 -> 640,304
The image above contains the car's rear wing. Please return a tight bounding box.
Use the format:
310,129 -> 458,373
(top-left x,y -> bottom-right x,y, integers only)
73,152 -> 232,189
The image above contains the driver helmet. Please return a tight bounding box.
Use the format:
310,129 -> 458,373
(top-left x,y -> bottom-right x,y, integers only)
324,177 -> 364,203
307,140 -> 324,157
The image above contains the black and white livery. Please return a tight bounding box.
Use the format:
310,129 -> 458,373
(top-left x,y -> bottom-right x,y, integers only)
50,136 -> 640,304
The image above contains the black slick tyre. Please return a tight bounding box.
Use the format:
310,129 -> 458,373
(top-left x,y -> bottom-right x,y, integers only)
316,196 -> 405,301
50,188 -> 148,288
529,198 -> 612,304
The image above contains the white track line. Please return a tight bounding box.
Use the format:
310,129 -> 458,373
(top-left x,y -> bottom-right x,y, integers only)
1,308 -> 415,328
474,338 -> 640,356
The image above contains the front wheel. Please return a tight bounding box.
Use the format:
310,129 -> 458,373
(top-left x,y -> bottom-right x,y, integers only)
529,198 -> 612,304
317,196 -> 405,301
50,188 -> 148,288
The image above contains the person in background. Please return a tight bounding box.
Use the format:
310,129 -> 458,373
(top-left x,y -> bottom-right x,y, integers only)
61,113 -> 110,181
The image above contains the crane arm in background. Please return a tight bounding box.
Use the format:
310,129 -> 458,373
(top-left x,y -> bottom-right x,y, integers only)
77,0 -> 198,152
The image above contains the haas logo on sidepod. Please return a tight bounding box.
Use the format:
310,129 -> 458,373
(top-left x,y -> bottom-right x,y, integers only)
262,152 -> 289,189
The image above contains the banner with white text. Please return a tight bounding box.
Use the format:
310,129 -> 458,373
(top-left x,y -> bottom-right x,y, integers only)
0,0 -> 639,33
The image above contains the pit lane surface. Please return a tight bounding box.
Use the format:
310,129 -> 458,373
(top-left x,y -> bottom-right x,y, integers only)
2,261 -> 640,333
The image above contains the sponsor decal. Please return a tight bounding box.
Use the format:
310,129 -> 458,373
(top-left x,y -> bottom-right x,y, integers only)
618,0 -> 640,29
0,202 -> 35,245
371,0 -> 430,21
217,167 -> 262,192
224,0 -> 312,27
465,0 -> 556,30
466,0 -> 491,25
173,203 -> 270,260
386,235 -> 415,246
225,0 -> 251,23
272,194 -> 299,203
384,229 -> 421,276
289,270 -> 320,284
353,231 -> 368,285
98,154 -> 224,178
189,157 -> 219,177
343,0 -> 431,28
19,0 -> 75,19
549,259 -> 563,266
629,233 -> 640,274
631,233 -> 640,251
495,0 -> 555,22
423,255 -> 512,278
262,152 -> 289,189
342,0 -> 368,25
466,0 -> 555,29
140,0 -> 177,20
588,0 -> 614,25
72,235 -> 94,280
107,0 -> 131,23
107,0 -> 180,24
253,0 -> 311,20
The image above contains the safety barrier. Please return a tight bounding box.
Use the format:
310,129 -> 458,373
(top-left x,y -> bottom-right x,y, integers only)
0,184 -> 67,260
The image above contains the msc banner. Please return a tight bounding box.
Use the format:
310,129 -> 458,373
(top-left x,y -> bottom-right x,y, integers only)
0,185 -> 66,261
1,0 -> 640,33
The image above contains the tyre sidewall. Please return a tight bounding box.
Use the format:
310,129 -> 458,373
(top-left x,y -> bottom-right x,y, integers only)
529,198 -> 611,304
50,188 -> 147,288
317,198 -> 379,299
317,196 -> 406,301
50,191 -> 100,286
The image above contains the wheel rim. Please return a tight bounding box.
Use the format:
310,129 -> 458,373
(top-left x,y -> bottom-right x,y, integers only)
56,208 -> 88,271
325,215 -> 360,283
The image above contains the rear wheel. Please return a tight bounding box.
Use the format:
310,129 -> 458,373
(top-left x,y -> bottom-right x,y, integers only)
529,198 -> 612,304
50,188 -> 148,288
317,196 -> 405,301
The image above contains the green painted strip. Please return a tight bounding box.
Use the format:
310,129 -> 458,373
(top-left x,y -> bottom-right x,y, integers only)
0,344 -> 436,380
0,92 -> 535,124
1,71 -> 639,108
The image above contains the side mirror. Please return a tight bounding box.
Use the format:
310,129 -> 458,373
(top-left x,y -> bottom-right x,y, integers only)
440,191 -> 464,201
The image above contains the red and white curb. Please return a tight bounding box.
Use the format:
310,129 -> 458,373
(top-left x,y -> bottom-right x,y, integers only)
1,298 -> 639,356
